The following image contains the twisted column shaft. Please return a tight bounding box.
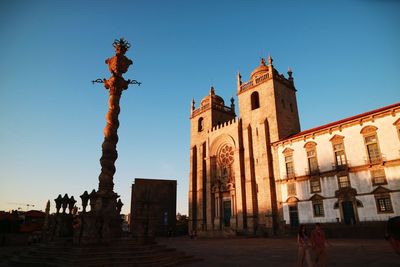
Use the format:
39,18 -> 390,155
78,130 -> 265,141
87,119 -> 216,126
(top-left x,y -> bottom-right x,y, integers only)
96,38 -> 132,195
98,91 -> 121,193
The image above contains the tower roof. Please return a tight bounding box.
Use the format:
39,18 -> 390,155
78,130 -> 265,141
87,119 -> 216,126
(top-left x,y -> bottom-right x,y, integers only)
200,86 -> 225,107
239,56 -> 294,94
250,58 -> 269,79
191,86 -> 236,119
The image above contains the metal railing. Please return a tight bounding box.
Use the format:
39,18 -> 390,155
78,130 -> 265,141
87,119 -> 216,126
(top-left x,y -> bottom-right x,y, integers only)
364,154 -> 386,165
305,167 -> 320,176
331,163 -> 348,171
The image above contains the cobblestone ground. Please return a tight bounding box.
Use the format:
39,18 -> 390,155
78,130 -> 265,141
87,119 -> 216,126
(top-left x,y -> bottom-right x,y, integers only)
159,237 -> 400,267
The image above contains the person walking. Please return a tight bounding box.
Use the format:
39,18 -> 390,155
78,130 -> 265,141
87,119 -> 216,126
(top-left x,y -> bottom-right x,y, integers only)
386,216 -> 400,255
311,223 -> 330,267
297,225 -> 314,267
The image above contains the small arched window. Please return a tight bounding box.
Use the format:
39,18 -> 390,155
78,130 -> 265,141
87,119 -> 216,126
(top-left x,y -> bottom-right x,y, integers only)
198,117 -> 204,132
251,91 -> 260,110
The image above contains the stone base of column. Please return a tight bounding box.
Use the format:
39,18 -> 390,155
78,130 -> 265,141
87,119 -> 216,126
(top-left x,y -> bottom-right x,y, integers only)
75,190 -> 122,245
53,213 -> 74,238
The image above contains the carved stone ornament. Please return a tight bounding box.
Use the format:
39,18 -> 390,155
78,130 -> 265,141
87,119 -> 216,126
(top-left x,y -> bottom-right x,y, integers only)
218,144 -> 234,167
106,54 -> 133,76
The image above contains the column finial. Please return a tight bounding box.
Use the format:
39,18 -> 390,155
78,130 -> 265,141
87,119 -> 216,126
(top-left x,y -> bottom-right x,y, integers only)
191,98 -> 195,112
268,53 -> 273,66
237,70 -> 242,88
288,66 -> 293,81
210,85 -> 215,95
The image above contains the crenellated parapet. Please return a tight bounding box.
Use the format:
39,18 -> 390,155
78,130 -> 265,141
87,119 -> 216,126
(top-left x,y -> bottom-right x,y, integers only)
209,117 -> 240,133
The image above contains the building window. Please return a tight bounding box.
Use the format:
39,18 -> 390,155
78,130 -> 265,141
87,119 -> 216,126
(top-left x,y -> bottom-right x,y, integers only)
398,127 -> 400,141
313,201 -> 324,217
361,126 -> 381,164
285,155 -> 294,178
310,178 -> 321,193
370,169 -> 387,186
287,182 -> 296,196
373,186 -> 393,214
393,119 -> 400,142
338,175 -> 350,188
333,143 -> 346,166
290,103 -> 293,113
304,142 -> 319,175
376,197 -> 393,213
307,150 -> 318,174
330,135 -> 347,170
283,148 -> 295,179
251,91 -> 260,110
198,117 -> 204,132
281,99 -> 285,109
365,135 -> 381,163
329,134 -> 347,170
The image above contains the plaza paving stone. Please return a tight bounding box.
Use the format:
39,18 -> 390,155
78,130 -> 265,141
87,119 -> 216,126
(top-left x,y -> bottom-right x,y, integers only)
159,237 -> 400,267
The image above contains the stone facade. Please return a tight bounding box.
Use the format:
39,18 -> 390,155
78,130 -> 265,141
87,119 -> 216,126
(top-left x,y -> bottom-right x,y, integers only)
189,56 -> 400,236
130,178 -> 177,242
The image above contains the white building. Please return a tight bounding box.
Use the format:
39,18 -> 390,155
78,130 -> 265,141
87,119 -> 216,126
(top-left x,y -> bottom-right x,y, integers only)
273,103 -> 400,226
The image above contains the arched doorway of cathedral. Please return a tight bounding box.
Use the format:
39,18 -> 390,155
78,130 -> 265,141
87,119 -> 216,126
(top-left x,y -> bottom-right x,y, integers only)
210,135 -> 237,231
335,187 -> 360,225
286,197 -> 299,227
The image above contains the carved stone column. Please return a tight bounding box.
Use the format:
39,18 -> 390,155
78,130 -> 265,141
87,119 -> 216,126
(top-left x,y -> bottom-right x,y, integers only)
80,38 -> 140,244
98,39 -> 133,194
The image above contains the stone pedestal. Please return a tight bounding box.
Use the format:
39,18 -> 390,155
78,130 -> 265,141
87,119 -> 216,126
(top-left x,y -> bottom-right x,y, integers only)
76,191 -> 122,245
54,213 -> 73,238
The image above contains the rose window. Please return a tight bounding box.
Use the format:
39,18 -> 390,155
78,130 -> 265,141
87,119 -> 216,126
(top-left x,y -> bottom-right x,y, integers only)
219,144 -> 234,166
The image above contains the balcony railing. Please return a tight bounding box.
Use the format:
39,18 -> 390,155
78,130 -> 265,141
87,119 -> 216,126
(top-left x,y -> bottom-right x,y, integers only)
331,163 -> 348,171
364,154 -> 386,165
255,73 -> 269,84
305,168 -> 320,176
282,172 -> 296,180
192,103 -> 210,117
191,103 -> 234,117
213,104 -> 234,113
240,80 -> 254,91
239,73 -> 271,93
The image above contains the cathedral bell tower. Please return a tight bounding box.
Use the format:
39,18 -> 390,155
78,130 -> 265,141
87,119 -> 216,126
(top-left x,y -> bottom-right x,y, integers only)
237,55 -> 300,140
189,87 -> 236,233
236,55 -> 300,235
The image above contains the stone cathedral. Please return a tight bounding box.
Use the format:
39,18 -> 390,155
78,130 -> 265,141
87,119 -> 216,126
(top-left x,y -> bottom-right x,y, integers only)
189,56 -> 300,236
189,56 -> 400,237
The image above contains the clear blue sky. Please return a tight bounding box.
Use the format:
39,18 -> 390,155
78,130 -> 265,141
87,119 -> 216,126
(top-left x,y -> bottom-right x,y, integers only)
0,0 -> 399,215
